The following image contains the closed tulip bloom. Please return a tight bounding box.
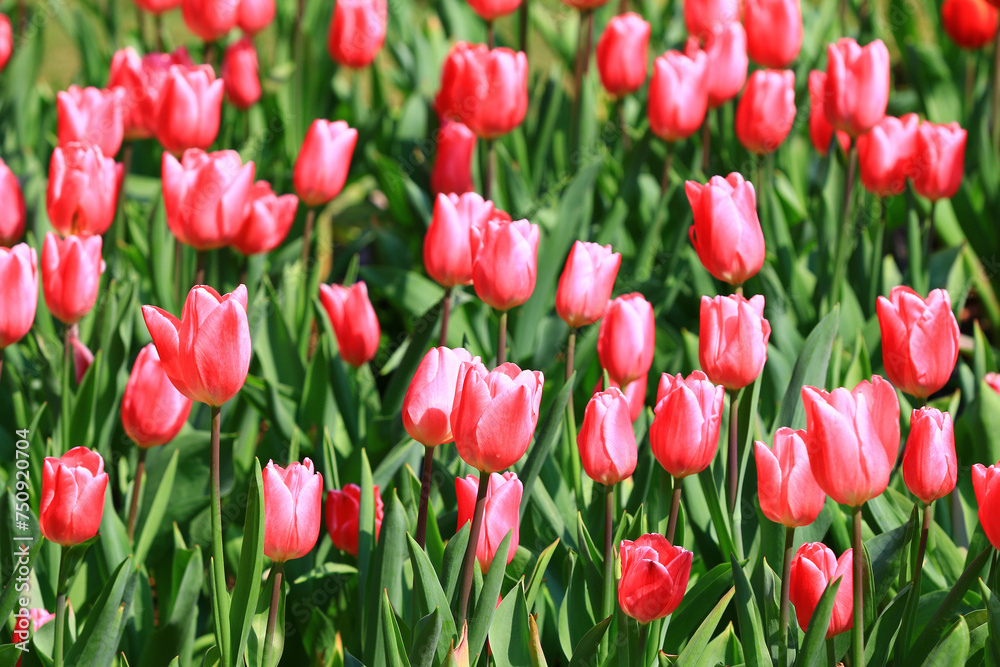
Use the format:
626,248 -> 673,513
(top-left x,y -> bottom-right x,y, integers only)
648,50 -> 709,142
42,233 -> 103,325
789,543 -> 853,638
109,47 -> 194,140
162,149 -> 255,250
156,64 -> 224,154
556,241 -> 622,329
327,0 -> 388,68
824,38 -> 890,138
56,86 -> 126,158
263,458 -> 324,562
902,408 -> 956,505
808,70 -> 851,156
121,344 -> 193,448
456,472 -> 522,571
238,0 -> 275,34
222,38 -> 261,110
801,375 -> 900,507
597,293 -> 655,387
686,173 -> 764,285
685,0 -> 740,40
325,483 -> 384,556
911,122 -> 967,202
435,43 -> 529,139
293,119 -> 358,208
424,192 -> 495,288
986,372 -> 1000,396
942,0 -> 999,50
467,0 -> 521,20
686,22 -> 748,110
142,285 -> 252,407
973,463 -> 1000,550
618,534 -> 692,624
431,120 -> 476,196
596,13 -> 651,98
319,282 -> 381,367
47,143 -> 123,237
594,374 -> 648,422
39,447 -> 108,546
735,69 -> 796,155
0,14 -> 11,72
745,0 -> 803,67
876,286 -> 959,399
182,0 -> 239,41
71,335 -> 94,384
699,294 -> 771,391
472,218 -> 539,311
857,114 -> 919,198
232,182 -> 299,255
452,360 -> 544,472
0,158 -> 26,246
755,428 -> 826,528
0,244 -> 37,349
650,371 -> 724,478
578,387 -> 638,485
403,347 -> 478,447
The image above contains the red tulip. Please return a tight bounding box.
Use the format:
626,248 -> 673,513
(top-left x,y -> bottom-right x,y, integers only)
424,192 -> 496,288
910,122 -> 967,202
431,120 -> 476,196
973,463 -> 1000,550
857,114 -> 919,198
222,38 -> 261,110
162,149 -> 255,250
735,69 -> 796,155
403,346 -> 479,447
577,387 -> 638,486
232,181 -> 299,255
684,0 -> 740,41
263,458 -> 324,562
46,143 -> 123,238
808,70 -> 851,156
56,86 -> 126,158
452,360 -> 544,472
876,286 -> 959,399
986,372 -> 1000,396
472,218 -> 539,311
650,370 -> 724,478
156,64 -> 224,154
699,294 -> 770,391
325,483 -> 384,556
456,472 -> 522,572
648,49 -> 709,142
789,543 -> 853,637
593,374 -> 648,422
293,119 -> 358,208
109,47 -> 194,141
754,427 -> 826,528
597,293 -> 655,388
686,173 -> 764,285
0,14 -> 11,73
801,375 -> 900,507
132,0 -> 179,13
142,284 -> 252,407
686,22 -> 748,110
238,0 -> 275,34
39,447 -> 108,546
70,333 -> 94,384
0,244 -> 37,349
121,344 -> 193,448
319,281 -> 381,367
823,38 -> 890,138
942,0 -> 999,50
556,241 -> 622,329
618,534 -> 692,624
467,0 -> 521,20
0,158 -> 26,246
327,0 -> 387,68
596,13 -> 651,98
744,0 -> 803,68
42,233 -> 103,325
182,0 -> 239,41
902,408 -> 956,505
435,43 -> 529,140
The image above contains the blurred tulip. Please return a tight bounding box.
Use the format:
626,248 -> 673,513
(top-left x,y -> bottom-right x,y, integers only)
686,173 -> 764,285
56,86 -> 126,157
46,143 -> 123,237
39,447 -> 108,546
472,218 -> 539,311
424,192 -> 495,288
222,38 -> 261,110
986,372 -> 1000,395
744,0 -> 803,67
597,293 -> 655,387
596,13 -> 651,98
856,114 -> 919,198
162,149 -> 255,250
686,22 -> 748,110
327,0 -> 387,68
650,370 -> 724,478
42,233 -> 103,325
910,122 -> 967,202
618,534 -> 692,623
755,427 -> 826,528
556,241 -> 621,329
132,0 -> 179,12
808,70 -> 851,156
699,294 -> 771,391
824,38 -> 890,138
293,119 -> 358,207
942,0 -> 999,50
452,360 -> 544,472
182,0 -> 239,41
432,120 -> 476,195
684,0 -> 740,41
801,375 -> 900,507
0,14 -> 11,73
70,333 -> 94,384
0,158 -> 26,246
319,282 -> 381,367
560,0 -> 611,8
263,458 -> 324,562
121,344 -> 193,448
648,49 -> 709,142
435,43 -> 529,139
973,463 -> 1000,550
238,0 -> 275,34
789,543 -> 853,638
594,374 -> 648,421
577,387 -> 637,485
403,347 -> 479,447
735,69 -> 796,155
109,47 -> 194,140
456,472 -> 522,571
467,0 -> 521,20
902,408 -> 956,505
325,483 -> 384,556
156,64 -> 224,153
232,181 -> 298,255
142,284 -> 252,407
0,244 -> 37,349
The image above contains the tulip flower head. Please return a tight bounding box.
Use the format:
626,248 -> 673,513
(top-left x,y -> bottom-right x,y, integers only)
648,49 -> 709,142
156,63 -> 224,154
46,142 -> 123,238
42,233 -> 103,325
121,344 -> 194,448
686,22 -> 748,110
431,119 -> 476,196
319,281 -> 381,367
823,38 -> 890,138
942,0 -> 999,50
902,408 -> 956,505
555,241 -> 622,329
0,243 -> 37,349
471,217 -> 540,312
327,0 -> 388,68
40,446 -> 109,546
238,0 -> 276,34
325,483 -> 384,556
56,85 -> 126,158
263,458 -> 324,562
618,534 -> 692,623
456,472 -> 522,572
403,346 -> 479,447
856,114 -> 920,198
109,47 -> 194,141
755,427 -> 826,528
699,294 -> 771,391
735,69 -> 797,155
182,0 -> 239,41
686,173 -> 765,285
650,370 -> 724,478
70,333 -> 94,384
808,70 -> 851,156
596,13 -> 651,98
232,181 -> 299,255
0,14 -> 11,73
789,543 -> 853,638
910,122 -> 967,202
293,119 -> 358,208
577,387 -> 638,486
222,38 -> 262,110
744,0 -> 803,68
684,0 -> 740,41
435,43 -> 529,140
424,192 -> 496,289
467,0 -> 521,20
0,157 -> 26,246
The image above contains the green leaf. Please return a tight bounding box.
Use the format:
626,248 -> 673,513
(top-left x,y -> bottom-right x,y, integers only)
518,373 -> 575,517
292,562 -> 358,585
134,448 -> 179,570
381,590 -> 412,667
567,616 -> 612,667
407,534 -> 459,665
866,584 -> 912,667
409,608 -> 443,667
137,546 -> 204,667
920,616 -> 970,667
488,584 -> 531,667
65,556 -> 136,665
674,587 -> 736,667
525,539 -> 559,613
795,577 -> 842,667
731,553 -> 774,667
468,531 -> 513,663
441,523 -> 471,604
358,448 -> 376,613
58,535 -> 99,595
364,491 -> 409,663
774,306 -> 839,432
229,460 -> 266,667
666,561 -> 735,650
246,565 -> 286,667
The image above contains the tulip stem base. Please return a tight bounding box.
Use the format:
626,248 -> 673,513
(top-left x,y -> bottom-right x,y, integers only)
415,445 -> 435,549
440,287 -> 453,347
194,250 -> 207,288
209,405 -> 231,667
701,120 -> 711,174
666,482 -> 682,544
518,0 -> 528,54
827,637 -> 836,667
482,139 -> 496,202
497,311 -> 507,366
565,331 -> 582,502
851,505 -> 864,667
302,208 -> 316,271
127,449 -> 147,542
54,548 -> 67,667
263,562 -> 284,667
487,21 -> 495,49
914,502 -> 932,583
457,469 -> 490,627
779,526 -> 795,667
600,484 -> 615,659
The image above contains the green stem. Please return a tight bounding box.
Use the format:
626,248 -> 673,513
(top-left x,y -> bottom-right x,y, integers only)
701,119 -> 711,174
153,11 -> 164,51
301,208 -> 316,270
518,0 -> 528,53
439,287 -> 453,347
660,144 -> 674,194
457,469 -> 491,626
600,484 -> 615,658
565,330 -> 582,503
727,389 -> 740,517
210,405 -> 231,667
922,200 -> 937,295
127,448 -> 147,541
852,505 -> 864,667
497,311 -> 507,366
779,526 -> 795,667
914,502 -> 932,583
487,20 -> 495,48
665,481 -> 682,544
482,139 -> 496,202
827,637 -> 836,667
868,200 -> 886,315
414,445 -> 434,549
194,250 -> 207,287
54,548 -> 67,667
828,145 -> 858,313
263,562 -> 284,667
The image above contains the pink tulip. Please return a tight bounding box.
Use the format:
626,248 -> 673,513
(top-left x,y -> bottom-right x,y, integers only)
325,484 -> 384,556
986,372 -> 1000,396
650,370 -> 724,478
0,243 -> 37,349
902,408 -> 956,505
121,344 -> 194,448
467,0 -> 521,20
42,233 -> 103,325
596,13 -> 651,98
744,0 -> 803,68
735,69 -> 796,155
472,218 -> 540,312
319,282 -> 381,367
910,122 -> 967,202
293,119 -> 358,208
823,38 -> 891,138
699,294 -> 771,391
597,293 -> 655,388
593,373 -> 648,422
232,181 -> 299,255
238,0 -> 275,34
263,458 -> 324,562
618,534 -> 692,623
686,173 -> 765,285
754,427 -> 826,528
435,43 -> 529,140
0,14 -> 11,73
402,346 -> 479,447
789,543 -> 854,638
808,70 -> 851,156
424,192 -> 496,289
56,86 -> 126,158
556,241 -> 622,329
685,0 -> 740,41
456,472 -> 522,571
156,64 -> 224,154
0,157 -> 26,246
39,447 -> 108,546
431,120 -> 476,196
222,38 -> 261,110
109,47 -> 194,141
857,114 -> 920,198
46,142 -> 123,237
648,49 -> 709,142
577,387 -> 638,485
182,0 -> 239,41
686,22 -> 748,110
327,0 -> 388,68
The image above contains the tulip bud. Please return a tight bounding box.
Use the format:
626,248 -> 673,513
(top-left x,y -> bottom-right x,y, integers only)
424,192 -> 495,289
808,70 -> 851,156
456,472 -> 522,572
431,120 -> 476,196
684,0 -> 740,41
789,543 -> 853,638
577,387 -> 638,486
0,158 -> 26,246
744,0 -> 803,68
651,371 -> 724,478
56,86 -> 126,158
319,281 -> 381,367
131,0 -> 179,13
222,38 -> 261,110
856,114 -> 919,198
121,344 -> 194,448
685,22 -> 748,110
648,50 -> 709,142
327,0 -> 388,68
452,361 -> 544,472
556,241 -> 622,329
156,64 -> 224,154
182,0 -> 239,41
232,182 -> 299,255
39,446 -> 109,546
735,69 -> 796,155
824,38 -> 890,138
70,333 -> 94,384
801,375 -> 900,507
403,347 -> 479,447
910,122 -> 967,202
987,372 -> 1000,396
142,284 -> 252,407
618,534 -> 692,623
325,483 -> 384,556
0,14 -> 11,73
593,374 -> 648,422
435,43 -> 529,140
942,0 -> 999,50
902,408 -> 956,505
293,119 -> 358,208
754,428 -> 826,528
596,13 -> 651,98
0,244 -> 37,349
699,294 -> 771,391
686,173 -> 764,286
238,0 -> 276,34
42,233 -> 103,325
263,458 -> 324,562
467,0 -> 521,20
109,47 -> 194,141
597,293 -> 655,388
974,463 -> 1000,550
46,143 -> 123,238
472,218 -> 540,311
